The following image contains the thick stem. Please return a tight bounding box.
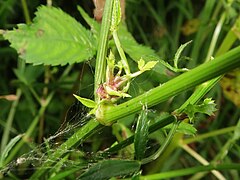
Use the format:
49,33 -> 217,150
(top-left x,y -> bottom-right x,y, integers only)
30,45 -> 240,179
94,0 -> 114,102
100,46 -> 240,124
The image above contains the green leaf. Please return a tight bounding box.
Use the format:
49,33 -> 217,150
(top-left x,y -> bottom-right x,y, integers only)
177,122 -> 197,135
73,94 -> 96,108
78,160 -> 140,180
0,134 -> 23,167
163,121 -> 196,136
3,6 -> 96,65
184,98 -> 217,122
134,108 -> 149,160
173,41 -> 192,69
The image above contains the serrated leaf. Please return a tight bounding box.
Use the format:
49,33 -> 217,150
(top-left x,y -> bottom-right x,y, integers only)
184,98 -> 217,122
134,108 -> 149,160
200,98 -> 217,115
173,41 -> 192,68
73,94 -> 96,108
177,122 -> 197,135
3,6 -> 96,65
79,160 -> 140,180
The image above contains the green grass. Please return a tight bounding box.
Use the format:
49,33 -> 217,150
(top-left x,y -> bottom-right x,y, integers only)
0,0 -> 240,179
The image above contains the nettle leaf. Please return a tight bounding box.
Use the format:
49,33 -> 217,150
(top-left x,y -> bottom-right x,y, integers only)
184,98 -> 217,122
73,94 -> 96,108
3,6 -> 96,65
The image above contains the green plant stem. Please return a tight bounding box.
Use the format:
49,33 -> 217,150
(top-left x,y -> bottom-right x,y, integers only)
205,13 -> 226,61
153,16 -> 239,172
132,16 -> 150,46
4,92 -> 54,165
1,0 -> 31,159
105,115 -> 175,154
183,126 -> 236,144
30,43 -> 240,179
215,18 -> 240,56
112,30 -> 130,75
94,0 -> 114,102
99,46 -> 240,124
0,89 -> 22,153
38,66 -> 51,143
29,86 -> 42,105
141,120 -> 179,164
189,120 -> 240,180
3,64 -> 73,166
189,0 -> 216,67
143,0 -> 173,46
140,163 -> 240,180
21,0 -> 31,25
181,145 -> 225,180
215,120 -> 240,161
30,119 -> 101,179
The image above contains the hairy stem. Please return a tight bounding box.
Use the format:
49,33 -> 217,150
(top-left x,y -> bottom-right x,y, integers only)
94,0 -> 114,102
100,46 -> 240,124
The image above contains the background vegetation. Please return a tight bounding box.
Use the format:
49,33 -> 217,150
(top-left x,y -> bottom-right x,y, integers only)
0,0 -> 240,179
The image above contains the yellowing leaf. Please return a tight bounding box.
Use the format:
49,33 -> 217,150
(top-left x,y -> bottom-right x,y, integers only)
137,58 -> 145,71
142,61 -> 158,71
73,94 -> 96,108
181,19 -> 200,36
220,69 -> 240,107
